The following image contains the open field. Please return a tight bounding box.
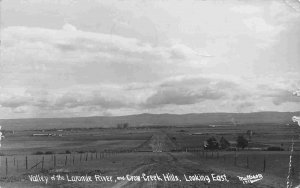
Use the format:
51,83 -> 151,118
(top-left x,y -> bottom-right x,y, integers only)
0,123 -> 299,188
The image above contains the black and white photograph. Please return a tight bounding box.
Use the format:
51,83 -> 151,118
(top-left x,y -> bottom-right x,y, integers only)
0,0 -> 300,187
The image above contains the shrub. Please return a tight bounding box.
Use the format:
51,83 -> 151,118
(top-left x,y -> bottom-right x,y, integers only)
267,146 -> 284,151
65,150 -> 71,154
237,135 -> 248,149
34,151 -> 44,155
206,136 -> 219,150
45,151 -> 54,155
219,136 -> 230,149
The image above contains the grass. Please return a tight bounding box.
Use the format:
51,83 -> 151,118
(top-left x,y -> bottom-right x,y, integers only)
0,124 -> 299,187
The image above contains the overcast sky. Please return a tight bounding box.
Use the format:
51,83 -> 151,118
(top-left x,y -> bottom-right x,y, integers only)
0,0 -> 300,118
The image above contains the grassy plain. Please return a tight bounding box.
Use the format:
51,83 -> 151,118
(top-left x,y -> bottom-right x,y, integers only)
0,123 -> 299,188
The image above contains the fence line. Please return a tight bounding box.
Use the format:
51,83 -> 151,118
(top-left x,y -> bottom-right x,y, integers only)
0,149 -> 132,177
0,148 -> 296,178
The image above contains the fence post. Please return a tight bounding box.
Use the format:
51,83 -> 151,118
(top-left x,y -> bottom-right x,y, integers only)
234,154 -> 237,166
26,156 -> 28,170
247,156 -> 249,168
86,153 -> 88,161
65,155 -> 68,166
54,155 -> 56,167
42,156 -> 44,170
14,157 -> 16,166
72,155 -> 75,165
263,156 -> 266,172
17,160 -> 19,171
80,153 -> 82,162
6,157 -> 8,176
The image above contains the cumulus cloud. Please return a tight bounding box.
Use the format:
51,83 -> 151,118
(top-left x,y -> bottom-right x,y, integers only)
54,90 -> 129,109
258,89 -> 300,105
1,24 -> 210,89
0,86 -> 131,112
144,88 -> 223,108
142,75 -> 240,108
1,0 -> 300,118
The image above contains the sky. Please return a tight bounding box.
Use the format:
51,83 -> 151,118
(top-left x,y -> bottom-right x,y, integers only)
0,0 -> 300,119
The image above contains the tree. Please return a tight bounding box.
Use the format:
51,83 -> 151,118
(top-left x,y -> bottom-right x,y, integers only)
117,123 -> 129,129
219,136 -> 230,149
206,136 -> 219,150
236,135 -> 248,149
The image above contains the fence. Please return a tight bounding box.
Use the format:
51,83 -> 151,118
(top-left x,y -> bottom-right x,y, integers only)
185,148 -> 299,180
0,149 -> 134,177
1,147 -> 298,182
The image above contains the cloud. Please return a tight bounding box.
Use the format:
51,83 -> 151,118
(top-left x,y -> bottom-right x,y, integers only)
144,88 -> 223,108
231,5 -> 261,14
0,86 -> 131,112
54,90 -> 129,109
236,101 -> 255,112
142,75 -> 240,108
271,90 -> 300,105
244,17 -> 276,33
0,73 -> 299,117
1,0 -> 300,118
1,24 -> 209,88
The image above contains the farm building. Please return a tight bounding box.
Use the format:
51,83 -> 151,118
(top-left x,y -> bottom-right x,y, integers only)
32,133 -> 51,136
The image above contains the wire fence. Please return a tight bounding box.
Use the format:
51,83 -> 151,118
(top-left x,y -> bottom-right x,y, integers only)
0,149 -> 135,177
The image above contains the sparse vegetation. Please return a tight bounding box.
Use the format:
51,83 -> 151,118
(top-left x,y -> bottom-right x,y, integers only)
237,135 -> 248,149
267,146 -> 284,151
34,151 -> 44,155
219,136 -> 230,150
45,151 -> 54,155
206,136 -> 219,150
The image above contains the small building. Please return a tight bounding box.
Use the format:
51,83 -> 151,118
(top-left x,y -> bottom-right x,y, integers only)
32,133 -> 50,136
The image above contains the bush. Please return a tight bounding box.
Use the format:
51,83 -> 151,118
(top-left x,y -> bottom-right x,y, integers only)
65,150 -> 71,154
219,136 -> 230,149
267,146 -> 284,151
45,151 -> 54,155
34,151 -> 44,155
237,135 -> 248,149
206,136 -> 219,150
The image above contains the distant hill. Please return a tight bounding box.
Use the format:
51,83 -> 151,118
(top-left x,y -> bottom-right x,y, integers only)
0,111 -> 299,130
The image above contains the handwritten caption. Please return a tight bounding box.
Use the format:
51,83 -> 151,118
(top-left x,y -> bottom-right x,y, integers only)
28,173 -> 263,185
28,173 -> 230,184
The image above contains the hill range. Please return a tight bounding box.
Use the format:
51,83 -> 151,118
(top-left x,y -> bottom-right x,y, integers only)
0,111 -> 299,131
